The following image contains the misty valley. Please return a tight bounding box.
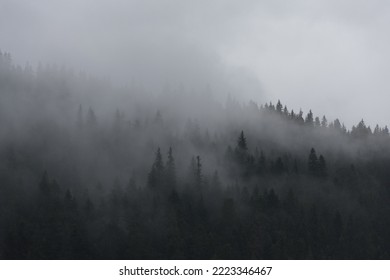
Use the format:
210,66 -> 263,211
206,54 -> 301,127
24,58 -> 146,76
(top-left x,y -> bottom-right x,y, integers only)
1,51 -> 390,259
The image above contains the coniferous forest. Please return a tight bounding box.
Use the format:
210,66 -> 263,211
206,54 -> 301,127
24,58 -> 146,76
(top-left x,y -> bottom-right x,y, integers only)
1,51 -> 390,259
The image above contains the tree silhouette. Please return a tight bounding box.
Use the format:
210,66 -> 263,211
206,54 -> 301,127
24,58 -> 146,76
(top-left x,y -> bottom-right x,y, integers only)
321,116 -> 328,128
276,100 -> 283,113
308,148 -> 318,176
318,155 -> 327,177
195,155 -> 202,188
305,110 -> 314,126
147,148 -> 164,190
165,147 -> 176,190
237,131 -> 248,152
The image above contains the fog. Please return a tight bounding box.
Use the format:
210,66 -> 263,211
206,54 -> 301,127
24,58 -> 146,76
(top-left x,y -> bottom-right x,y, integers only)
2,0 -> 390,127
2,1 -> 390,260
0,0 -> 263,102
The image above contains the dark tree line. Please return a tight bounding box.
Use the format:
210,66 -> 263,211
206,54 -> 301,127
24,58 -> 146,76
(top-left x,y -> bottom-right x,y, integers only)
1,51 -> 390,259
1,130 -> 389,259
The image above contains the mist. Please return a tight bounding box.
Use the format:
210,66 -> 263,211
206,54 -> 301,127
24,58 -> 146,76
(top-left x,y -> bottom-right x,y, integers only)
1,1 -> 390,260
0,0 -> 264,102
2,0 -> 390,126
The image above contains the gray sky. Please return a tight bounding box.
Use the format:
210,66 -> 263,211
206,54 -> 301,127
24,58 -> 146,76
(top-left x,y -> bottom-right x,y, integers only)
1,0 -> 390,127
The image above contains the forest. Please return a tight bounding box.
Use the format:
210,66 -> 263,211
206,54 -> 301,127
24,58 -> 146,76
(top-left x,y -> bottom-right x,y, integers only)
1,50 -> 390,259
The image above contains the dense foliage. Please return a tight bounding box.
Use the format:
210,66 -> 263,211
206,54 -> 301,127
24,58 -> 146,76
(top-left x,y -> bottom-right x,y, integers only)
1,51 -> 390,259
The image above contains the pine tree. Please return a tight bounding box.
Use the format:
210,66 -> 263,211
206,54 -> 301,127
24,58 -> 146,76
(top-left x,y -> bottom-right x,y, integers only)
237,131 -> 248,151
166,147 -> 176,189
147,147 -> 164,190
308,148 -> 318,176
290,110 -> 295,120
383,126 -> 389,136
276,100 -> 283,113
234,131 -> 249,167
195,155 -> 202,187
188,156 -> 202,188
283,106 -> 289,116
315,117 -> 320,127
318,155 -> 327,177
305,110 -> 314,126
127,173 -> 137,192
257,150 -> 266,174
297,110 -> 304,124
273,157 -> 285,174
374,124 -> 380,135
333,119 -> 341,130
321,116 -> 328,128
114,109 -> 124,131
154,110 -> 163,124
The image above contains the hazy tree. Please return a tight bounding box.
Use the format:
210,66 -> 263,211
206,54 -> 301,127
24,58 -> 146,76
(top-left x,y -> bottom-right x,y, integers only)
333,119 -> 342,131
257,150 -> 266,174
283,105 -> 289,116
290,110 -> 295,120
237,131 -> 248,152
126,173 -> 137,192
374,124 -> 380,135
297,110 -> 304,124
195,155 -> 202,188
351,119 -> 371,138
318,155 -> 327,177
147,148 -> 164,190
305,110 -> 314,126
276,100 -> 283,113
154,110 -> 163,125
211,170 -> 222,189
86,107 -> 97,127
314,117 -> 320,127
165,147 -> 176,190
39,171 -> 50,196
308,148 -> 318,176
383,126 -> 389,136
113,109 -> 125,131
272,157 -> 285,174
321,116 -> 328,128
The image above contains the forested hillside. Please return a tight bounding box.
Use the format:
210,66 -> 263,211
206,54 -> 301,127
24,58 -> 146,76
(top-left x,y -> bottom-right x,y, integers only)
1,51 -> 390,259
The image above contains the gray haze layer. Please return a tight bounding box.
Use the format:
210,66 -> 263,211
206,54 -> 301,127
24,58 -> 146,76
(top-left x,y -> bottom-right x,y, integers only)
1,0 -> 390,127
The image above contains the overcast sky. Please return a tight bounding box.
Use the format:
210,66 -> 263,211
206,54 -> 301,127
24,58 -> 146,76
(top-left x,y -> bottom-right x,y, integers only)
1,0 -> 390,127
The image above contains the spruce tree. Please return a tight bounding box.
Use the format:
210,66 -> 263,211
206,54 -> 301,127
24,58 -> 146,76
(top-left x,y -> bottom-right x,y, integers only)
276,100 -> 283,113
283,106 -> 289,116
315,117 -> 320,127
195,155 -> 202,187
321,116 -> 328,127
318,155 -> 327,177
308,148 -> 318,176
305,110 -> 314,126
237,131 -> 248,151
147,147 -> 164,190
166,147 -> 176,189
333,119 -> 341,130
